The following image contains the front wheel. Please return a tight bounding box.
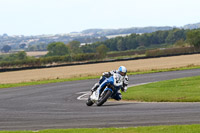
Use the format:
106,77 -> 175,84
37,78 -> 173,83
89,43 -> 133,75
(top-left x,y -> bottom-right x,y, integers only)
96,90 -> 112,106
86,97 -> 94,106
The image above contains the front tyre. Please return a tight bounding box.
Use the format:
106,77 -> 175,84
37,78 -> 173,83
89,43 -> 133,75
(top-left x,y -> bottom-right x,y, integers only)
86,97 -> 94,106
96,90 -> 112,106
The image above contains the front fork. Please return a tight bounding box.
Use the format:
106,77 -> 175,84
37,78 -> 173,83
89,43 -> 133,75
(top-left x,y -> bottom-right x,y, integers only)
90,87 -> 113,102
99,87 -> 113,98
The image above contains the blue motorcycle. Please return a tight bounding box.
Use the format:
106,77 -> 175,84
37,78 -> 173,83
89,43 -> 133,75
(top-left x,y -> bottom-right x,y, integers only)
86,73 -> 123,106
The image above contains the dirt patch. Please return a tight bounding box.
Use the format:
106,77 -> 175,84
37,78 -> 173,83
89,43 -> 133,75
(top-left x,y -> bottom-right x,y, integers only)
1,54 -> 200,84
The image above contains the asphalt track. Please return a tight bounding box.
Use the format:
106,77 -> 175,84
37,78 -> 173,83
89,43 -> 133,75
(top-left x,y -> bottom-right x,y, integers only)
0,69 -> 200,130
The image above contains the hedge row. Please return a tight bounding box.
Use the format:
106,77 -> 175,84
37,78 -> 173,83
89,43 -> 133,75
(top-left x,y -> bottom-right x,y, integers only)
1,47 -> 199,69
0,53 -> 97,68
145,47 -> 199,57
107,50 -> 146,57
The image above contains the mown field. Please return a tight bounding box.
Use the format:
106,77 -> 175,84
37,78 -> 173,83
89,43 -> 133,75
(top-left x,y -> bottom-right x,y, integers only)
26,51 -> 48,57
0,54 -> 200,84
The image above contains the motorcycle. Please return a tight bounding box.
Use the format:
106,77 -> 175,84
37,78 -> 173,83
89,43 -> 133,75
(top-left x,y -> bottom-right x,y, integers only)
86,73 -> 123,106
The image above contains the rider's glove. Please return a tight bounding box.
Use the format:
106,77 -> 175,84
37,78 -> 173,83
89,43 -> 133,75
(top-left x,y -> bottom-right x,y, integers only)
102,72 -> 111,78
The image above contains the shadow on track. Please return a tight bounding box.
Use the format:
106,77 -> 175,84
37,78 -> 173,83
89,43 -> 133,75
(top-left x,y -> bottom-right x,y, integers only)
96,102 -> 135,107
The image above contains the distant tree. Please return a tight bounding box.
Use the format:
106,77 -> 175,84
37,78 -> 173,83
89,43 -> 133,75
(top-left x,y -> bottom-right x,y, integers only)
27,45 -> 37,51
38,43 -> 48,51
3,33 -> 8,37
187,29 -> 200,50
117,37 -> 126,51
96,44 -> 108,59
26,43 -> 48,51
46,42 -> 69,56
104,38 -> 118,51
19,43 -> 27,49
174,39 -> 186,47
16,51 -> 27,60
1,45 -> 11,53
66,41 -> 82,54
125,34 -> 139,49
155,30 -> 169,44
165,29 -> 186,44
80,44 -> 96,53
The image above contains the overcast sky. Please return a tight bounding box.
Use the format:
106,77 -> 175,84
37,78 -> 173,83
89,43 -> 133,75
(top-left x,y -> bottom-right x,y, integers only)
0,0 -> 200,36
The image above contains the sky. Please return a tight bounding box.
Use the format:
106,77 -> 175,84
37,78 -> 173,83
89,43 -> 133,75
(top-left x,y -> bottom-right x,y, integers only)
0,0 -> 200,36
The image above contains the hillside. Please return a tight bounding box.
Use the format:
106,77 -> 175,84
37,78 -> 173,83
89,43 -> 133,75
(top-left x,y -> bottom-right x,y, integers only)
0,22 -> 200,50
81,22 -> 200,36
183,22 -> 200,29
81,26 -> 173,36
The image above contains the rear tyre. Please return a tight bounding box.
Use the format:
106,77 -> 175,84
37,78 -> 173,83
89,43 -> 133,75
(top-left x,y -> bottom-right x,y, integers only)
96,90 -> 112,106
86,97 -> 94,106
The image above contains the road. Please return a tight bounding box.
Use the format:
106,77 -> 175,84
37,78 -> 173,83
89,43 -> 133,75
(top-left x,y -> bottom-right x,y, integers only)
0,69 -> 200,130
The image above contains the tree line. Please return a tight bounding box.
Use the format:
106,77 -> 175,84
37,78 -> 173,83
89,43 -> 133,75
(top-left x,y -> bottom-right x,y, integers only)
1,28 -> 199,54
1,28 -> 200,68
83,28 -> 187,52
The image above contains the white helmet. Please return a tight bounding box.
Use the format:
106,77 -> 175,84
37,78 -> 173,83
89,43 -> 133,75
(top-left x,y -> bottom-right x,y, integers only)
118,66 -> 127,76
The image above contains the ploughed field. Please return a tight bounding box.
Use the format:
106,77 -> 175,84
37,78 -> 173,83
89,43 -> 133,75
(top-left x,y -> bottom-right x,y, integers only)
0,54 -> 200,84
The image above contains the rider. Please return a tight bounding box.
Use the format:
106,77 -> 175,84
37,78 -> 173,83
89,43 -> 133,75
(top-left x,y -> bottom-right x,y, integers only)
91,66 -> 129,101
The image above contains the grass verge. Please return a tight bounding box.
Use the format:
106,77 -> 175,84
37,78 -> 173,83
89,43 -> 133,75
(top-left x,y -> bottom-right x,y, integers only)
1,65 -> 200,89
1,124 -> 200,133
0,76 -> 99,89
128,65 -> 200,75
123,75 -> 200,102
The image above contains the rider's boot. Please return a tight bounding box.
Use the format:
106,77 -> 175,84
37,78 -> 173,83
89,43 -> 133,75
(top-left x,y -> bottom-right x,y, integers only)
91,83 -> 99,92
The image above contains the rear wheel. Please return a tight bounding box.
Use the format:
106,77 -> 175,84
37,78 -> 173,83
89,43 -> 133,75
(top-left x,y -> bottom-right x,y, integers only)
96,90 -> 112,106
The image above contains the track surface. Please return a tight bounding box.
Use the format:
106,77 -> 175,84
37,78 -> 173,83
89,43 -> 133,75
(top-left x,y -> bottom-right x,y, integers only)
0,69 -> 200,130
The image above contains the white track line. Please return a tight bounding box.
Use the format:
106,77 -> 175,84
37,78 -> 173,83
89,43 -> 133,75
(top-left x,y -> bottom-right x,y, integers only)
76,92 -> 90,100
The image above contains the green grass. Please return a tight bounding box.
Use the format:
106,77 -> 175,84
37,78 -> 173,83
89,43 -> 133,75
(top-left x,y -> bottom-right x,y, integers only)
123,75 -> 200,102
1,125 -> 200,133
0,65 -> 200,89
0,76 -> 99,89
128,65 -> 200,75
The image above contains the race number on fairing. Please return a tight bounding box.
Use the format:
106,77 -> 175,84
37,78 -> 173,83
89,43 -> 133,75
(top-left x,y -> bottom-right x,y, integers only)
113,73 -> 123,86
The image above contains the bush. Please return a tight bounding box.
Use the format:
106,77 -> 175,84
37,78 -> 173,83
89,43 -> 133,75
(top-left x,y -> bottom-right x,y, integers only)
0,59 -> 40,68
72,53 -> 96,61
0,53 -> 97,69
107,50 -> 146,58
145,47 -> 197,57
